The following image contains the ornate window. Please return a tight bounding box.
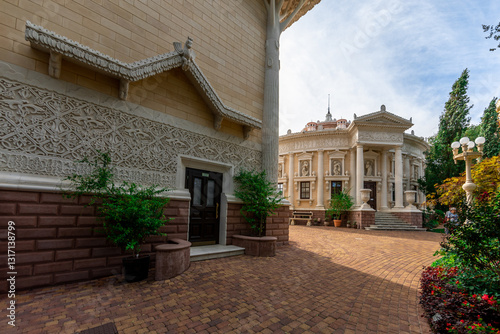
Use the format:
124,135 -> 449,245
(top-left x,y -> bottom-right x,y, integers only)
331,181 -> 342,197
277,183 -> 284,194
300,182 -> 310,199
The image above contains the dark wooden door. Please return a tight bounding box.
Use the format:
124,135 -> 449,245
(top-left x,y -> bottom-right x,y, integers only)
363,181 -> 377,210
186,168 -> 222,245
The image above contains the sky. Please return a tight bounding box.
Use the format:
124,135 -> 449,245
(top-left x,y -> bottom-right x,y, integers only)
279,0 -> 500,139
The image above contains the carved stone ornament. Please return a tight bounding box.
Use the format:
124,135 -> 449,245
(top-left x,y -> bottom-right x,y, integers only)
332,160 -> 342,176
24,21 -> 261,134
301,160 -> 309,177
364,159 -> 374,176
358,131 -> 402,143
0,77 -> 261,188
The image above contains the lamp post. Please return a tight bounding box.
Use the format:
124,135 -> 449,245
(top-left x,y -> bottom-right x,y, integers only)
451,136 -> 485,204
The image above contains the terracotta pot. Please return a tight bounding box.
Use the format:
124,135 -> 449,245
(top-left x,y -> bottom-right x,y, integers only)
333,220 -> 342,227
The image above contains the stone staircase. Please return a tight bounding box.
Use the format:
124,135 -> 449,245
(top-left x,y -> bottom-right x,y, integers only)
365,212 -> 427,231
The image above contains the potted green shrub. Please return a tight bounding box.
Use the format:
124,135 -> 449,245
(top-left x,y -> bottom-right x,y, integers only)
326,189 -> 354,227
232,170 -> 284,256
65,151 -> 172,282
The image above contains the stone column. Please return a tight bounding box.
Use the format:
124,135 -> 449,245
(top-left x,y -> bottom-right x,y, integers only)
405,155 -> 411,194
350,148 -> 356,202
356,144 -> 364,207
418,160 -> 424,207
288,153 -> 294,210
394,146 -> 404,209
316,150 -> 325,209
381,150 -> 389,210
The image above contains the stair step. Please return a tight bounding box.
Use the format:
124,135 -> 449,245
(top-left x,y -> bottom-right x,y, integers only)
190,245 -> 245,262
365,225 -> 427,231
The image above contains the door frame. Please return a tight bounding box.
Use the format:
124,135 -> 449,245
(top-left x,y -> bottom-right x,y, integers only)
185,168 -> 223,245
177,155 -> 233,245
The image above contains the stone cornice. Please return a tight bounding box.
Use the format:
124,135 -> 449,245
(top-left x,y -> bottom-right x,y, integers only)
280,128 -> 349,141
403,133 -> 431,151
281,0 -> 322,30
24,21 -> 262,135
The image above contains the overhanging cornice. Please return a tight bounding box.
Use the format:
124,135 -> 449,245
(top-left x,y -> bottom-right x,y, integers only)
281,0 -> 322,30
24,21 -> 261,138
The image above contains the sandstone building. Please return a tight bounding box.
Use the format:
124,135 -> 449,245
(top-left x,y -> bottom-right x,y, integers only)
0,1 -> 320,291
279,105 -> 430,227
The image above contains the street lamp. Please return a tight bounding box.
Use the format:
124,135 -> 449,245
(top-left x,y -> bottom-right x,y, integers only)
451,136 -> 486,204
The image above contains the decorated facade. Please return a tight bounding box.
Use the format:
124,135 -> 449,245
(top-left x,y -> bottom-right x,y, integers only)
278,105 -> 430,225
0,1 -> 320,291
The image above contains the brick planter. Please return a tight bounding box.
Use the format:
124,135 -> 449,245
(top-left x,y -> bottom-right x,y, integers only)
154,238 -> 191,280
232,235 -> 277,257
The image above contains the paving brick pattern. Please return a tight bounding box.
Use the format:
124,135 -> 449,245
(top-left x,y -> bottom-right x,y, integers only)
3,226 -> 442,333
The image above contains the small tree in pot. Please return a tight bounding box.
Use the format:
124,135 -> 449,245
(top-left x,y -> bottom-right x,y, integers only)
326,189 -> 354,227
65,151 -> 172,282
234,169 -> 284,237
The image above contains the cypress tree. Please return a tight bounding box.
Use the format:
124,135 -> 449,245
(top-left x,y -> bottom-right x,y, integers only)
480,97 -> 500,158
422,69 -> 471,196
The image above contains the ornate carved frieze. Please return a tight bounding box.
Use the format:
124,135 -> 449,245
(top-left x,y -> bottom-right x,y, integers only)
0,78 -> 261,187
357,131 -> 403,143
279,136 -> 349,154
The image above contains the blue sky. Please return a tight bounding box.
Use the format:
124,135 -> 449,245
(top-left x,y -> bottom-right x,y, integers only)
279,0 -> 500,138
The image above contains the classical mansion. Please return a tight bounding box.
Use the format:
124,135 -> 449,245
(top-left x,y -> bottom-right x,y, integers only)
278,105 -> 430,227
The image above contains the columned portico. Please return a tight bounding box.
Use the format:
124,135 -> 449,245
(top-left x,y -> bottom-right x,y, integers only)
394,146 -> 404,209
356,144 -> 364,207
279,105 -> 429,227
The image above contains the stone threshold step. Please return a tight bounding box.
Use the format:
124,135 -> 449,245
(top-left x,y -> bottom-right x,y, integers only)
365,227 -> 427,231
190,245 -> 245,262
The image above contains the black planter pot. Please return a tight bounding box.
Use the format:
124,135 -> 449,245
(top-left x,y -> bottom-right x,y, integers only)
122,255 -> 150,282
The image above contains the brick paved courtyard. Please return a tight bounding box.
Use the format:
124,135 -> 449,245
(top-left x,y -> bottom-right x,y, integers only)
4,226 -> 442,333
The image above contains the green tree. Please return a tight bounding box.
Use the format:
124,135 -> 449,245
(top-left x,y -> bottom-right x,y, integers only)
234,169 -> 284,237
421,69 -> 471,197
480,97 -> 500,158
483,22 -> 500,51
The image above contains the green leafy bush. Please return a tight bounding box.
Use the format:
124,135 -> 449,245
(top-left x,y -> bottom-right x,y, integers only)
439,187 -> 500,296
326,188 -> 354,220
234,169 -> 284,237
423,208 -> 444,230
65,151 -> 171,256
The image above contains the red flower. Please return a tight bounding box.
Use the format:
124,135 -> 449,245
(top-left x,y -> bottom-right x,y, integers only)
482,294 -> 489,300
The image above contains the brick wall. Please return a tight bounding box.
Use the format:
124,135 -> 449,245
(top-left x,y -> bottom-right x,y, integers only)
226,203 -> 290,246
0,190 -> 188,292
348,210 -> 375,229
265,205 -> 291,246
391,211 -> 423,228
0,1 -> 267,141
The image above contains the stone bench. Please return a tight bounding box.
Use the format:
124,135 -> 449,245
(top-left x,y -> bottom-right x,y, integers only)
289,211 -> 313,226
155,238 -> 191,280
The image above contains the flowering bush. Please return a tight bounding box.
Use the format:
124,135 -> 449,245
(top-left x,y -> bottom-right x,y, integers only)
420,266 -> 500,333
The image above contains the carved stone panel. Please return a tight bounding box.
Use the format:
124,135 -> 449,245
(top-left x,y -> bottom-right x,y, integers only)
358,130 -> 403,143
0,78 -> 261,187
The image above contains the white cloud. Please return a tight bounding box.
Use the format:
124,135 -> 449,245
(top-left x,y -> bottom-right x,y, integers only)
279,0 -> 500,138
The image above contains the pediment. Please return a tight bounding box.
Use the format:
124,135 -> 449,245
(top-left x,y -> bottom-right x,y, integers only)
353,106 -> 413,128
24,21 -> 261,138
